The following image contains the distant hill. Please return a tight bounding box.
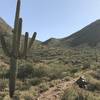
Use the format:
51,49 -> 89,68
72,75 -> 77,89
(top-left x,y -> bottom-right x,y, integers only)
0,17 -> 41,53
1,17 -> 100,50
0,18 -> 12,49
43,20 -> 100,47
0,17 -> 12,34
64,19 -> 100,47
42,38 -> 61,47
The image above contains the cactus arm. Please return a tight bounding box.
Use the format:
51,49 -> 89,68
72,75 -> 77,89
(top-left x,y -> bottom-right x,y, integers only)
23,32 -> 28,59
0,0 -> 37,98
17,18 -> 22,56
0,34 -> 11,56
28,32 -> 37,49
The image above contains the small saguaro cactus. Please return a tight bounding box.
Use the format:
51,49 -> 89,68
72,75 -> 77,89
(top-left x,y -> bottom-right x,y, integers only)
0,0 -> 37,98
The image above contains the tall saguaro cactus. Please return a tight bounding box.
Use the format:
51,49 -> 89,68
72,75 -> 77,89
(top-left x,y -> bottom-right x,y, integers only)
0,0 -> 37,98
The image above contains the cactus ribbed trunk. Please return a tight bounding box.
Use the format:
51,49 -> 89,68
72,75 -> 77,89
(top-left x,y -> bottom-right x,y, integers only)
9,57 -> 17,97
23,32 -> 28,59
0,0 -> 37,98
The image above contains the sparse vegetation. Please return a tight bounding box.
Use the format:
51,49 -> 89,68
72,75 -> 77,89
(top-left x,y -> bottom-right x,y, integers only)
0,0 -> 100,99
0,0 -> 37,98
0,47 -> 100,99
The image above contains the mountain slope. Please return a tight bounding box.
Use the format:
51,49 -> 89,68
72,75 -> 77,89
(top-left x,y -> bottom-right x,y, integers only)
42,38 -> 61,47
43,19 -> 100,47
0,17 -> 41,53
64,19 -> 100,46
0,18 -> 12,50
0,17 -> 12,34
1,17 -> 100,49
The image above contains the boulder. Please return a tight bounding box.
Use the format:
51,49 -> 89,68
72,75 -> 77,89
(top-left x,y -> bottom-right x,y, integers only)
76,76 -> 88,89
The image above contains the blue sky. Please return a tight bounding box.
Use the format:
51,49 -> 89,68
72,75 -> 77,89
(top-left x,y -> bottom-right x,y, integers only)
0,0 -> 100,41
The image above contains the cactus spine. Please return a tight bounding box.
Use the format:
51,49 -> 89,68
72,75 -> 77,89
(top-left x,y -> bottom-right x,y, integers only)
0,0 -> 37,98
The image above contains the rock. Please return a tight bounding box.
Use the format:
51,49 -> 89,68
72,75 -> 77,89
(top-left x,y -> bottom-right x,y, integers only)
76,76 -> 88,89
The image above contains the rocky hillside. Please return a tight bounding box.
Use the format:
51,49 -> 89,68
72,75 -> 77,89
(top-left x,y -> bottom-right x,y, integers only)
0,17 -> 12,34
1,18 -> 100,51
43,20 -> 100,47
0,17 -> 41,53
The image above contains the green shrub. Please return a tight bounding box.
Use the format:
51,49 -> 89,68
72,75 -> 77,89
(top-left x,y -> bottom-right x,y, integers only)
24,96 -> 33,100
61,88 -> 79,100
28,78 -> 42,86
0,97 -> 3,100
39,82 -> 49,93
62,86 -> 100,100
0,67 -> 9,79
82,62 -> 90,70
32,66 -> 48,78
18,80 -> 31,91
17,63 -> 33,80
0,80 -> 7,91
70,68 -> 79,74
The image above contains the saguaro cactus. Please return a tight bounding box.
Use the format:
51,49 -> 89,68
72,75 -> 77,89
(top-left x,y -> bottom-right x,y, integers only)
0,0 -> 37,98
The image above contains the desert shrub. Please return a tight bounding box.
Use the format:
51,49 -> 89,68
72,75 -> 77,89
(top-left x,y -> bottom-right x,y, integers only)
28,77 -> 51,86
16,80 -> 23,90
21,84 -> 30,91
16,61 -> 73,81
41,77 -> 50,81
4,70 -> 10,79
85,73 -> 100,91
93,82 -> 100,91
18,80 -> 31,91
32,66 -> 48,78
87,83 -> 96,91
39,82 -> 49,93
0,80 -> 7,91
0,97 -> 3,100
63,76 -> 72,81
23,96 -> 33,100
28,78 -> 42,86
0,67 -> 9,79
61,86 -> 100,100
46,64 -> 70,80
90,71 -> 100,80
17,63 -> 49,81
48,71 -> 69,80
61,88 -> 79,100
48,72 -> 61,80
3,95 -> 11,100
49,79 -> 61,88
70,68 -> 79,74
17,63 -> 33,80
20,91 -> 35,100
82,62 -> 90,70
49,81 -> 55,87
0,92 -> 8,99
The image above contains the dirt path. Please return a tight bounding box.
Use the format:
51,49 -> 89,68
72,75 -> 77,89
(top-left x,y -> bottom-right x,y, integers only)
37,78 -> 78,100
37,70 -> 92,100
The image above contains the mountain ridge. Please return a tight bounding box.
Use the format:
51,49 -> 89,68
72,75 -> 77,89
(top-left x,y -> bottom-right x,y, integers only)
0,17 -> 100,48
0,17 -> 12,34
43,19 -> 100,47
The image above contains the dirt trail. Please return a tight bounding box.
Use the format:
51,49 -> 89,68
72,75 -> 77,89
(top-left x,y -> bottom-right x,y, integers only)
37,70 -> 92,100
37,78 -> 78,100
